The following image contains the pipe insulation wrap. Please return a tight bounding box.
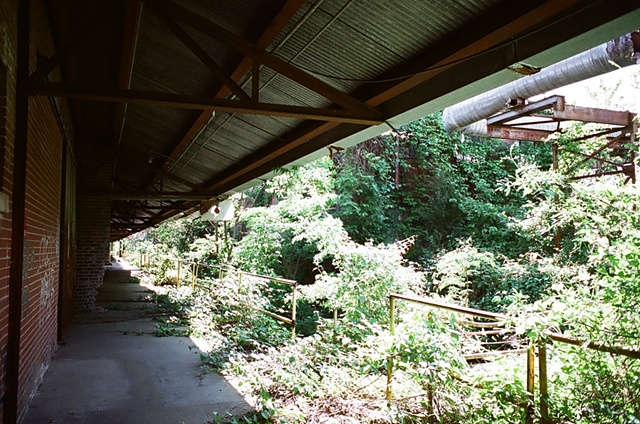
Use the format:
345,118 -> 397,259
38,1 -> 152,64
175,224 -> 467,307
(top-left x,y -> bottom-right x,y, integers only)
443,33 -> 640,134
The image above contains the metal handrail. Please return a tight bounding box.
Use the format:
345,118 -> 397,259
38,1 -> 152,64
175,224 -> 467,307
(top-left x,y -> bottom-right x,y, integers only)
387,293 -> 534,422
386,292 -> 640,424
165,257 -> 298,340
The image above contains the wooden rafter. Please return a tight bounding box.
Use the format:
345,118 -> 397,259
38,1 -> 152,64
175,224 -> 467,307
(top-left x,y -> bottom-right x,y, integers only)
363,1 -> 587,107
112,0 -> 142,151
141,0 -> 378,115
145,0 -> 254,104
30,2 -> 123,83
149,0 -> 306,188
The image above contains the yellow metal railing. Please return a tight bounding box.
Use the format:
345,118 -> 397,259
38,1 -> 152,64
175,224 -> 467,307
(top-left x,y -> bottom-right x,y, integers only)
386,293 -> 640,424
165,258 -> 298,340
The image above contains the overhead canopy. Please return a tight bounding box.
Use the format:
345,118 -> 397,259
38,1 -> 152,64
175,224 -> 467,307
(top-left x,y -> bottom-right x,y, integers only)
29,0 -> 640,240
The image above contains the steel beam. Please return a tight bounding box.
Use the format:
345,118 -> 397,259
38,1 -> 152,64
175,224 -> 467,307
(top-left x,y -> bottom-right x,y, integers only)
111,192 -> 211,201
555,104 -> 632,126
487,125 -> 553,142
487,96 -> 563,125
27,82 -> 384,125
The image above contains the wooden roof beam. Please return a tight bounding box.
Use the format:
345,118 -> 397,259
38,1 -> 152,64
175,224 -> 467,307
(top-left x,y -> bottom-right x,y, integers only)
28,82 -> 384,125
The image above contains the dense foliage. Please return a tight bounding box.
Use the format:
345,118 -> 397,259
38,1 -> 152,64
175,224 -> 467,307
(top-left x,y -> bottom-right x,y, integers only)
124,111 -> 640,423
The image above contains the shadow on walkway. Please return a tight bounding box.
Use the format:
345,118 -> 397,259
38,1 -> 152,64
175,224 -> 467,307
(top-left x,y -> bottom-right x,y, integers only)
24,258 -> 251,424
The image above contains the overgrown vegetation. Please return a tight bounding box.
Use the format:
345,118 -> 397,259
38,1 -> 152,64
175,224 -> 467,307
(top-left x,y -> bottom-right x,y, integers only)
123,111 -> 640,423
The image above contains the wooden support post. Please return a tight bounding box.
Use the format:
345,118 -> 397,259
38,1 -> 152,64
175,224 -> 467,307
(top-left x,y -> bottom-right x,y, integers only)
193,264 -> 197,289
539,342 -> 549,424
386,296 -> 396,401
427,384 -> 434,424
525,345 -> 535,424
176,260 -> 181,287
291,284 -> 297,341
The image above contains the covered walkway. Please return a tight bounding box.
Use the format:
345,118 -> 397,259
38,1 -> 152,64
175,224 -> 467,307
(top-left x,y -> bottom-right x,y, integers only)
22,260 -> 250,424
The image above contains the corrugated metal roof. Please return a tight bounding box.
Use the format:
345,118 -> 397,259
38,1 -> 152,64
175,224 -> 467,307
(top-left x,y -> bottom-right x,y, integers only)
38,0 -> 640,238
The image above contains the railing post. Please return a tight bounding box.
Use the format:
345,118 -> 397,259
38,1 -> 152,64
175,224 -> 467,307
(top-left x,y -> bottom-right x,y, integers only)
192,264 -> 198,289
177,260 -> 181,287
333,308 -> 338,343
525,345 -> 535,424
386,295 -> 396,401
539,341 -> 549,424
291,284 -> 297,341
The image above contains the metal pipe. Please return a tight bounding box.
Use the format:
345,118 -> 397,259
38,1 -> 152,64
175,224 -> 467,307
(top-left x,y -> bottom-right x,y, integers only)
547,332 -> 640,358
245,306 -> 293,325
237,271 -> 296,286
6,0 -> 30,422
443,32 -> 640,135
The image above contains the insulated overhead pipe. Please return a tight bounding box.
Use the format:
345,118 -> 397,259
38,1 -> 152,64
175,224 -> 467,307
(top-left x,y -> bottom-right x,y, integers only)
442,32 -> 640,136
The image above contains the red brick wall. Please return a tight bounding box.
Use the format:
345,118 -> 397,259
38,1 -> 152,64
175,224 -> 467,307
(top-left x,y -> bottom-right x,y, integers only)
0,27 -> 13,424
0,0 -> 75,421
0,1 -> 19,419
75,142 -> 112,311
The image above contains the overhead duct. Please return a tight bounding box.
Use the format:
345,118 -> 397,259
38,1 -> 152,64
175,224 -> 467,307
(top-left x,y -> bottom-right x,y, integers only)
443,32 -> 640,136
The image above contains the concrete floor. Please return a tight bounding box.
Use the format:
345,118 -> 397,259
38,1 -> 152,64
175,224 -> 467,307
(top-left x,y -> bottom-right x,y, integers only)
23,259 -> 251,424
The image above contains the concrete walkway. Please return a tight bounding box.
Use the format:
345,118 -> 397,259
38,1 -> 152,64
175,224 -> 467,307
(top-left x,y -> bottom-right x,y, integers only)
23,259 -> 250,424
